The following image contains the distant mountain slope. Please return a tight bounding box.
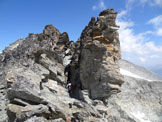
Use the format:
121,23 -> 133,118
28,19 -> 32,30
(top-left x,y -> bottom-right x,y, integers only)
110,60 -> 162,122
119,59 -> 162,81
107,75 -> 162,122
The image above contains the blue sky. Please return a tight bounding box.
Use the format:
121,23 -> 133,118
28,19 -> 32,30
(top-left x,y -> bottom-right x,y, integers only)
0,0 -> 162,73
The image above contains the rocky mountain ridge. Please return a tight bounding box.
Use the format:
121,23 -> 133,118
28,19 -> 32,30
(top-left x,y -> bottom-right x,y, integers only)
120,59 -> 162,81
0,9 -> 162,122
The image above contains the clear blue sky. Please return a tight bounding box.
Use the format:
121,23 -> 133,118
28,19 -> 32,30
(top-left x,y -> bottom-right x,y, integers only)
0,0 -> 162,73
0,0 -> 125,50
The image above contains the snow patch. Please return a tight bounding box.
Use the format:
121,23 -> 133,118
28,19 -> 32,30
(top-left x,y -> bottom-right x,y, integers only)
120,68 -> 152,81
131,111 -> 151,122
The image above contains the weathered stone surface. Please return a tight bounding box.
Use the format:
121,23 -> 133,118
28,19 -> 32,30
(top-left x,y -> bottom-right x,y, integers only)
70,9 -> 124,99
0,85 -> 8,122
51,118 -> 65,122
7,104 -> 24,122
0,8 -> 161,122
7,104 -> 50,121
0,53 -> 8,122
30,63 -> 50,80
25,116 -> 48,122
39,53 -> 66,85
22,104 -> 50,118
79,90 -> 92,104
43,24 -> 60,38
6,67 -> 43,104
47,102 -> 66,119
43,79 -> 69,97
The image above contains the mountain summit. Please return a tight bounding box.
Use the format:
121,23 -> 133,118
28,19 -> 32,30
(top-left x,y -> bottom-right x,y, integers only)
0,9 -> 162,122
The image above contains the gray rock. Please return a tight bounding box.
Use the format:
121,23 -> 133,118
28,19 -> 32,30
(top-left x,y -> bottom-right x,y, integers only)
47,102 -> 66,119
70,9 -> 124,100
73,101 -> 84,108
30,63 -> 50,80
106,75 -> 162,122
7,104 -> 24,122
11,98 -> 30,106
39,53 -> 66,85
95,104 -> 108,115
7,104 -> 50,121
1,8 -> 162,122
51,118 -> 65,122
24,116 -> 48,122
43,24 -> 60,40
79,90 -> 92,104
6,68 -> 43,104
0,85 -> 8,122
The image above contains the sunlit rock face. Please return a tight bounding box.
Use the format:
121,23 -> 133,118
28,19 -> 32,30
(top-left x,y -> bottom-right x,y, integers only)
70,9 -> 124,100
1,8 -> 162,122
0,24 -> 75,121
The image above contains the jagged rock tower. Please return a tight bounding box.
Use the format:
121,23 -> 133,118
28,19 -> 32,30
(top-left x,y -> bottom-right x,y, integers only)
0,9 -> 125,121
70,9 -> 124,99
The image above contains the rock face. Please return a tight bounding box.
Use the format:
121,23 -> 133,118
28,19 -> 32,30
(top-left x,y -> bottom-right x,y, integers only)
0,24 -> 76,121
70,9 -> 124,100
0,9 -> 162,122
